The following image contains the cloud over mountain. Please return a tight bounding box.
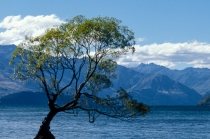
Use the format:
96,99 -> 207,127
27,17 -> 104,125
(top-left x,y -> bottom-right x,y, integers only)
117,41 -> 210,69
1,15 -> 210,69
0,14 -> 64,45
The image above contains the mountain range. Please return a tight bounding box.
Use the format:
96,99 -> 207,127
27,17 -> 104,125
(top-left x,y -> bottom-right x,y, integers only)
0,45 -> 209,106
132,63 -> 210,96
110,66 -> 201,105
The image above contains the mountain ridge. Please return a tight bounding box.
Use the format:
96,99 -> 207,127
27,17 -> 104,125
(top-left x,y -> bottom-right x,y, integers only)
132,63 -> 210,96
116,68 -> 201,105
0,45 -> 204,106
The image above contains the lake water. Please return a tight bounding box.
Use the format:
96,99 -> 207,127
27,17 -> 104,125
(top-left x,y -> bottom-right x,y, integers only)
1,106 -> 210,139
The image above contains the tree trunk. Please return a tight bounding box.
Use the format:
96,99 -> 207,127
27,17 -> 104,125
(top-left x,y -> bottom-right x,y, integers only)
34,109 -> 58,139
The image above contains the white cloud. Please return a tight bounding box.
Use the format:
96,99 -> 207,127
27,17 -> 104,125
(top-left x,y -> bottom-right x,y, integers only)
117,41 -> 210,69
136,37 -> 146,43
0,14 -> 64,45
1,15 -> 210,69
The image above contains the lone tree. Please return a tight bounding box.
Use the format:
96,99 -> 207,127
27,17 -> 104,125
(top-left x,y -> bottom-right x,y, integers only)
10,16 -> 149,139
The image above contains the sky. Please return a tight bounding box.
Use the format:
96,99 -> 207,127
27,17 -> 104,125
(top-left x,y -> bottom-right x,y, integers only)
0,0 -> 210,69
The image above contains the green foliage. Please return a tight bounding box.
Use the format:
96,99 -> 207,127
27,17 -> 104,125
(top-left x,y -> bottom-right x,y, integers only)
10,15 -> 148,122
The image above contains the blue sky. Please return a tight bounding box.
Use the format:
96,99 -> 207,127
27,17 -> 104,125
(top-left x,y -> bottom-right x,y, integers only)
1,1 -> 210,69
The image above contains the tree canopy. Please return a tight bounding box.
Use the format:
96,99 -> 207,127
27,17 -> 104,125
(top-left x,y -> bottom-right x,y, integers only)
10,15 -> 149,138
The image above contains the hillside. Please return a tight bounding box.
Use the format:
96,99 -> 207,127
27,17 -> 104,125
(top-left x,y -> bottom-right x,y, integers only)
0,45 -> 39,97
0,91 -> 47,105
197,95 -> 210,106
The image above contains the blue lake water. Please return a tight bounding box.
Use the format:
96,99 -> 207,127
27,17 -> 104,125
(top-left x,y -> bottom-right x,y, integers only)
1,106 -> 210,139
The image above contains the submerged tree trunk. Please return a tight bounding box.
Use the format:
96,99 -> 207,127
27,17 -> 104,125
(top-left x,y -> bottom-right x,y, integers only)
34,109 -> 58,139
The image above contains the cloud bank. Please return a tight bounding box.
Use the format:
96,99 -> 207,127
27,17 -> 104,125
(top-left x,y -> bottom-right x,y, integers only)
117,41 -> 210,69
1,15 -> 210,69
0,14 -> 64,45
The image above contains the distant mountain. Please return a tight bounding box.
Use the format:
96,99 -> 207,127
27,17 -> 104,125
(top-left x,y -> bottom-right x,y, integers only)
0,45 -> 203,106
132,63 -> 210,96
111,66 -> 201,105
0,45 -> 39,97
130,74 -> 201,105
